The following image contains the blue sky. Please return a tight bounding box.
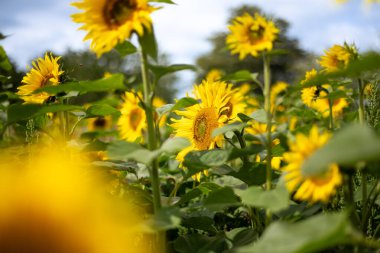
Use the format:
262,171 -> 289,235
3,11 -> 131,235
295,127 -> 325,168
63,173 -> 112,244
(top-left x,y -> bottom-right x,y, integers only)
0,0 -> 379,93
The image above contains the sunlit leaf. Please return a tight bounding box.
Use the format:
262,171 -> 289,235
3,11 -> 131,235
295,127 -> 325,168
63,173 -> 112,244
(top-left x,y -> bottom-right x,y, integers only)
0,46 -> 12,72
222,70 -> 259,83
144,207 -> 181,232
171,97 -> 199,111
212,122 -> 246,138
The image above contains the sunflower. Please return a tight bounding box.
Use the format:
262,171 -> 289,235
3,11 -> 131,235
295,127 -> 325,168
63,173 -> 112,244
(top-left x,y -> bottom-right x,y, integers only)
319,44 -> 357,72
71,0 -> 157,57
117,90 -> 146,142
281,126 -> 342,203
226,12 -> 279,60
17,53 -> 63,104
193,80 -> 246,122
0,145 -> 148,253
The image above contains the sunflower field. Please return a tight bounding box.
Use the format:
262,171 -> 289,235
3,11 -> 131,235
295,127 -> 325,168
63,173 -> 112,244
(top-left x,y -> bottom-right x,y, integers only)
1,0 -> 380,252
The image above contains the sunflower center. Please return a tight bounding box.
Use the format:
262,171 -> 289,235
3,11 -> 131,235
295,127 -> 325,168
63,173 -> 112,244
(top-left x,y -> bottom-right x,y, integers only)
221,101 -> 233,118
41,74 -> 55,87
103,0 -> 137,28
129,108 -> 142,130
193,108 -> 219,150
249,25 -> 265,43
93,117 -> 107,128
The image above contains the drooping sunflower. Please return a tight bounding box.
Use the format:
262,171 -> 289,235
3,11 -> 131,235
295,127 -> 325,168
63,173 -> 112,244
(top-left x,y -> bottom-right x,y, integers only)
319,44 -> 357,72
281,126 -> 342,203
117,91 -> 146,142
17,53 -> 63,104
226,12 -> 279,60
71,0 -> 157,57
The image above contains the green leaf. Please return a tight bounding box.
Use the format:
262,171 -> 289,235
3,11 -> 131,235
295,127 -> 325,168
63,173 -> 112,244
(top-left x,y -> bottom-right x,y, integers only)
7,104 -> 83,124
171,97 -> 199,111
0,46 -> 12,72
183,149 -> 230,171
181,216 -> 215,233
229,162 -> 268,186
144,207 -> 181,232
174,234 -> 228,253
160,137 -> 190,154
227,228 -> 258,248
203,186 -> 240,211
86,104 -> 120,117
175,182 -> 221,206
212,122 -> 246,138
237,212 -> 352,253
250,109 -> 268,123
138,27 -> 158,61
236,185 -> 289,212
34,74 -> 126,95
222,70 -> 259,83
115,40 -> 137,56
149,64 -> 196,81
303,124 -> 380,176
106,141 -> 158,164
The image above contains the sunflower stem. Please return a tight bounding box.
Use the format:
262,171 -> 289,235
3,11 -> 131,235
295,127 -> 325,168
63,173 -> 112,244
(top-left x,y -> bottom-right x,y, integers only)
263,54 -> 272,225
234,130 -> 248,164
328,98 -> 334,130
139,47 -> 166,252
139,48 -> 161,211
358,78 -> 365,125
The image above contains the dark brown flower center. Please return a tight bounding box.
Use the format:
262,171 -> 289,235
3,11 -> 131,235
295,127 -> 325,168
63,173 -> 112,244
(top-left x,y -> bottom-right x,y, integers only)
129,108 -> 142,130
249,25 -> 265,43
103,0 -> 137,28
194,116 -> 208,142
93,117 -> 107,128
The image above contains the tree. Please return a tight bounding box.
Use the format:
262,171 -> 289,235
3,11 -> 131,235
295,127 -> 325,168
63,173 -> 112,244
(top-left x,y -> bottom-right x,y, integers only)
196,5 -> 316,86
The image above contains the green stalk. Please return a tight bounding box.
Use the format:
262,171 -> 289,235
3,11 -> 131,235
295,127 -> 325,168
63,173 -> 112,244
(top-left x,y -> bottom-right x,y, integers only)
328,98 -> 334,130
139,49 -> 161,212
263,54 -> 272,225
234,130 -> 248,164
357,78 -> 365,125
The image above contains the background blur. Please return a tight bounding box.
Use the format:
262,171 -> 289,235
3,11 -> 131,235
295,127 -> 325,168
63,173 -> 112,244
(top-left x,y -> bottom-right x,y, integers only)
0,0 -> 379,98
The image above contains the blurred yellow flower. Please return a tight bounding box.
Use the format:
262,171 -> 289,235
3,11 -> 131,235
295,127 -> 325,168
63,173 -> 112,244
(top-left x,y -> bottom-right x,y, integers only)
0,145 -> 149,253
281,126 -> 342,203
226,12 -> 279,60
270,81 -> 288,112
205,69 -> 223,82
71,0 -> 157,57
319,44 -> 357,72
117,90 -> 146,142
17,53 -> 63,104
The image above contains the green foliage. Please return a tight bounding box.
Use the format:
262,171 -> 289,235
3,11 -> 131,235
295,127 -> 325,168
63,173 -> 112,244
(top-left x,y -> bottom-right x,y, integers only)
115,41 -> 137,57
303,124 -> 380,176
237,212 -> 353,253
